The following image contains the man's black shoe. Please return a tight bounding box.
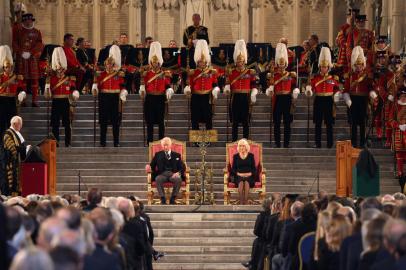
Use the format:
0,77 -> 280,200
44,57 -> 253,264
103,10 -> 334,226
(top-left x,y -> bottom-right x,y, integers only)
169,196 -> 176,205
241,261 -> 251,268
161,197 -> 166,205
153,251 -> 165,261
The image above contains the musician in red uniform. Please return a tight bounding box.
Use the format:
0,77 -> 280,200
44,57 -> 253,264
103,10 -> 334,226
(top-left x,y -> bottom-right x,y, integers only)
0,45 -> 26,137
184,40 -> 219,132
12,13 -> 44,107
139,41 -> 174,144
92,45 -> 128,147
305,47 -> 340,148
373,51 -> 395,143
224,40 -> 258,142
389,86 -> 406,192
266,43 -> 300,148
44,47 -> 80,147
298,40 -> 311,77
346,15 -> 375,71
335,8 -> 359,74
343,46 -> 374,148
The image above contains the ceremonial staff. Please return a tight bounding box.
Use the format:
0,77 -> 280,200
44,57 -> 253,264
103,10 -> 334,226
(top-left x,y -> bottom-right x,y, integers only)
186,48 -> 191,131
306,63 -> 314,145
141,67 -> 146,146
268,60 -> 275,143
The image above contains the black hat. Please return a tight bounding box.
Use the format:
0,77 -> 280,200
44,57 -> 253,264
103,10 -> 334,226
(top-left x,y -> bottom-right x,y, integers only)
397,86 -> 406,97
284,194 -> 299,201
347,8 -> 360,15
22,13 -> 35,22
355,15 -> 367,21
376,36 -> 388,43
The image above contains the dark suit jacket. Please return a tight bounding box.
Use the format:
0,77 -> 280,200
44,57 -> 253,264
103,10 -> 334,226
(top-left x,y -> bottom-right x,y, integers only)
183,25 -> 209,46
122,216 -> 151,257
141,212 -> 154,245
288,218 -> 317,270
346,233 -> 363,270
83,244 -> 122,270
150,150 -> 185,181
370,250 -> 397,270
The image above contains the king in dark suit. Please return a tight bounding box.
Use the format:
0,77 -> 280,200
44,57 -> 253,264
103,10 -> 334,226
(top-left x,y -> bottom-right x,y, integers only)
149,137 -> 185,204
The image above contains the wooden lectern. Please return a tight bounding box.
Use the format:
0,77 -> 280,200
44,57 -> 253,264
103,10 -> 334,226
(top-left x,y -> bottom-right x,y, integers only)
38,139 -> 57,195
336,140 -> 361,197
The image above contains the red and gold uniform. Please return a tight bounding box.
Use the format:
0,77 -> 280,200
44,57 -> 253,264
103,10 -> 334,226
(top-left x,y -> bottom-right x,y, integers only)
187,67 -> 218,130
142,68 -> 172,143
344,70 -> 374,147
0,73 -> 25,135
96,70 -> 125,146
310,74 -> 340,148
335,22 -> 351,69
346,28 -> 375,70
298,50 -> 310,76
48,75 -> 76,146
12,17 -> 44,105
269,70 -> 297,147
227,68 -> 256,141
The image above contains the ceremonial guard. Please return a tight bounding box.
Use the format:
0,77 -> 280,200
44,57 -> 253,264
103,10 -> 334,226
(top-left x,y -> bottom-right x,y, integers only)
343,46 -> 374,148
44,47 -> 80,147
389,86 -> 406,192
266,43 -> 300,148
12,13 -> 44,107
139,42 -> 174,144
305,47 -> 340,148
184,40 -> 219,132
92,45 -> 128,147
0,45 -> 26,137
224,40 -> 258,142
373,51 -> 395,143
183,14 -> 209,47
346,15 -> 375,70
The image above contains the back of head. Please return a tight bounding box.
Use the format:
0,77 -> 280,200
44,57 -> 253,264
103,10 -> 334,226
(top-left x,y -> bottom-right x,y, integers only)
56,207 -> 81,230
363,214 -> 391,252
51,229 -> 86,257
10,247 -> 54,270
291,201 -> 304,219
88,208 -> 114,242
6,206 -> 22,240
50,246 -> 79,270
326,214 -> 352,252
87,188 -> 102,205
383,219 -> 406,252
361,197 -> 383,212
301,203 -> 318,224
37,217 -> 67,250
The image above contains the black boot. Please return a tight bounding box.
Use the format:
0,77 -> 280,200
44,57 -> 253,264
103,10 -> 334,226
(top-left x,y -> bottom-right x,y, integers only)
169,196 -> 176,205
160,197 -> 166,205
399,175 -> 406,193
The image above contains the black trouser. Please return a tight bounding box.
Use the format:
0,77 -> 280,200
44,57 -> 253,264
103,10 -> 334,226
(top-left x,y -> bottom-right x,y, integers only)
350,95 -> 368,147
147,122 -> 165,144
192,120 -> 212,130
314,96 -> 334,148
273,95 -> 292,147
99,93 -> 120,146
51,98 -> 71,146
191,93 -> 212,130
100,123 -> 119,146
232,121 -> 249,142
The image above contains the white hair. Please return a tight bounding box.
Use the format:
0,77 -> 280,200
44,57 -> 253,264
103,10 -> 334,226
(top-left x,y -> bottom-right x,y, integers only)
237,138 -> 250,152
110,208 -> 125,230
10,247 -> 54,270
161,137 -> 172,147
10,115 -> 22,127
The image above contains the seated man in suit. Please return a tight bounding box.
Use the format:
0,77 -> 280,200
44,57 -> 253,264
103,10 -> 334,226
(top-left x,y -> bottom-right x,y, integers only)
148,137 -> 184,205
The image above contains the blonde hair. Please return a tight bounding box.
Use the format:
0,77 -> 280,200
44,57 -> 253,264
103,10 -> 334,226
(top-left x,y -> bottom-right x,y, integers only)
326,214 -> 352,252
237,139 -> 250,152
314,211 -> 332,260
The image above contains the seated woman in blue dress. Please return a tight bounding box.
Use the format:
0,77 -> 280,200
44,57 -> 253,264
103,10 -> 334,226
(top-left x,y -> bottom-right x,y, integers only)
230,139 -> 257,205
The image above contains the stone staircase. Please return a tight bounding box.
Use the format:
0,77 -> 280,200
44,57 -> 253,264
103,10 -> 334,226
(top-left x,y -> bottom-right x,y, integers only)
147,205 -> 259,270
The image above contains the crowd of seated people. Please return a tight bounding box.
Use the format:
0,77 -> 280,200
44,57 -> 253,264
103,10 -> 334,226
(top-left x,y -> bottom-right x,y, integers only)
243,192 -> 406,270
0,188 -> 164,270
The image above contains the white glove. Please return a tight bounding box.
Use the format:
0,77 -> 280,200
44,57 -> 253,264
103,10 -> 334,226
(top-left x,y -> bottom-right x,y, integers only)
333,92 -> 341,103
44,84 -> 51,99
400,124 -> 406,131
343,93 -> 352,108
266,86 -> 274,97
22,51 -> 31,59
250,88 -> 258,104
305,85 -> 313,97
166,87 -> 174,100
224,84 -> 231,95
183,85 -> 191,96
139,85 -> 146,97
91,83 -> 98,96
292,88 -> 300,99
17,91 -> 26,102
212,86 -> 220,99
72,90 -> 80,101
388,95 -> 394,102
120,89 -> 128,102
369,91 -> 378,99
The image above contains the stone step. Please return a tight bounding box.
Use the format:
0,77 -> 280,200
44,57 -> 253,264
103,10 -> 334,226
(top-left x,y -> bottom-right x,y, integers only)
153,237 -> 254,246
151,221 -> 255,229
155,229 -> 253,237
153,245 -> 251,254
152,262 -> 247,270
153,254 -> 250,264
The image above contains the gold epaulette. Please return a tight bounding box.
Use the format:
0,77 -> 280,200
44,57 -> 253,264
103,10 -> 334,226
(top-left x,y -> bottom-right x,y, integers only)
333,75 -> 339,81
70,76 -> 76,81
188,69 -> 195,76
17,75 -> 24,80
249,69 -> 256,75
118,71 -> 125,77
290,72 -> 297,78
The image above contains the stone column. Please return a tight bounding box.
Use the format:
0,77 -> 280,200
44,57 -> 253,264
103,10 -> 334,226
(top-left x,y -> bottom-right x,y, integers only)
0,0 -> 11,46
328,0 -> 336,46
391,0 -> 405,52
292,0 -> 300,45
128,0 -> 143,44
92,0 -> 101,51
251,1 -> 264,42
56,0 -> 65,44
238,0 -> 249,40
363,0 -> 374,30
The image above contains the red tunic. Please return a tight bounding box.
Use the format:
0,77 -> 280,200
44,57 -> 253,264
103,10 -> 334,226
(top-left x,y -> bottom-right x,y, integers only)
344,71 -> 373,96
188,68 -> 217,94
298,51 -> 310,75
346,28 -> 375,66
227,68 -> 256,93
49,75 -> 76,97
97,71 -> 125,93
390,103 -> 406,152
13,26 -> 44,80
143,69 -> 171,94
335,23 -> 351,67
374,69 -> 395,100
0,73 -> 25,96
271,71 -> 296,95
311,74 -> 339,96
63,46 -> 80,70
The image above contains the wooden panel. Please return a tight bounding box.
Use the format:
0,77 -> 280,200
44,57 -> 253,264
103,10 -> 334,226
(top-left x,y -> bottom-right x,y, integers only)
39,139 -> 57,195
336,140 -> 361,197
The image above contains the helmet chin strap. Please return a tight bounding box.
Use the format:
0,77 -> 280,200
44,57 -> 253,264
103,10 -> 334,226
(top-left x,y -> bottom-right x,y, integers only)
22,22 -> 34,30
